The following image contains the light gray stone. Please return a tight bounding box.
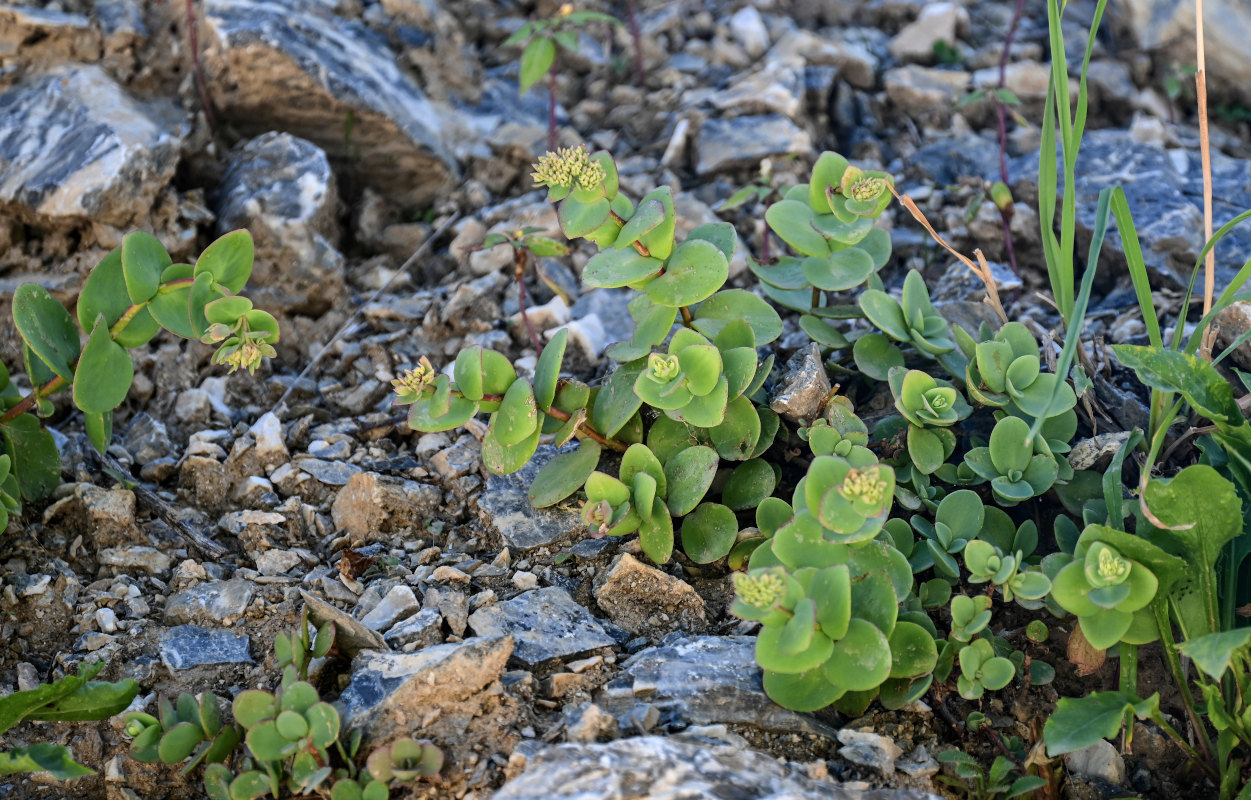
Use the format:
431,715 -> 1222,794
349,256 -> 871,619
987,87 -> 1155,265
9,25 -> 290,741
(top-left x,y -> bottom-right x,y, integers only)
467,586 -> 615,667
476,445 -> 586,551
492,736 -> 940,800
769,343 -> 830,423
838,728 -> 902,775
596,636 -> 838,744
360,584 -> 420,632
254,549 -> 302,576
593,554 -> 707,638
339,635 -> 512,741
301,589 -> 388,655
0,64 -> 183,227
1068,431 -> 1133,471
884,66 -> 969,121
889,2 -> 966,64
160,625 -> 252,670
728,6 -> 769,59
696,114 -> 812,176
383,607 -> 442,649
1064,739 -> 1126,785
164,579 -> 256,625
203,0 -> 457,210
98,547 -> 172,576
123,413 -> 172,466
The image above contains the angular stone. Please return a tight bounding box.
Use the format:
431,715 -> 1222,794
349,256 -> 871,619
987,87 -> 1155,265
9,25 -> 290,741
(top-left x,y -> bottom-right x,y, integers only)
71,484 -> 140,549
593,554 -> 707,638
883,66 -> 968,121
294,457 -> 362,487
837,728 -> 902,775
215,133 -> 344,314
98,546 -> 173,576
596,636 -> 837,744
383,607 -> 443,650
0,64 -> 183,227
696,114 -> 813,176
123,413 -> 173,466
467,587 -> 615,668
203,0 -> 457,210
159,625 -> 252,670
164,579 -> 256,626
254,549 -> 302,576
339,635 -> 512,741
0,5 -> 100,77
493,736 -> 940,800
476,445 -> 586,551
332,472 -> 443,541
360,584 -> 420,632
300,589 -> 388,655
1112,0 -> 1251,103
889,2 -> 966,64
1064,739 -> 1126,785
1214,301 -> 1251,371
769,343 -> 830,423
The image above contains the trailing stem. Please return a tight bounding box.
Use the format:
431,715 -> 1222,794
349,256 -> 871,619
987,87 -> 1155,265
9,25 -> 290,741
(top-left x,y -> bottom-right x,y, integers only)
547,58 -> 559,151
513,248 -> 544,354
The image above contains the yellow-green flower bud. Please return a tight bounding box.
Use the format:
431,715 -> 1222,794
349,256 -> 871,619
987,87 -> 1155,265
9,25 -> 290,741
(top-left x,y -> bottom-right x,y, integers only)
839,466 -> 888,506
531,145 -> 606,192
391,356 -> 438,396
733,570 -> 786,610
647,352 -> 681,383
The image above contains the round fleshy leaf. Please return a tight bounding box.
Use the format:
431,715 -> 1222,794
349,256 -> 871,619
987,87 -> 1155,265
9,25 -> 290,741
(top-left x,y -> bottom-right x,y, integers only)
558,196 -> 611,239
13,284 -> 80,381
662,445 -> 718,516
614,196 -> 666,252
204,296 -> 253,326
979,656 -> 1016,690
148,281 -> 195,339
670,374 -> 729,428
808,152 -> 849,215
799,315 -> 849,349
678,344 -> 723,396
765,199 -> 830,257
305,702 -> 340,750
407,394 -> 478,433
157,721 -> 204,764
907,425 -> 946,475
888,621 -> 939,678
638,496 -> 673,563
646,239 -> 728,308
492,379 -> 539,447
583,248 -> 664,288
481,425 -> 541,475
680,502 -> 738,563
849,569 -> 898,637
246,720 -> 293,762
858,290 -> 909,342
229,770 -> 273,800
529,442 -> 601,508
809,564 -> 851,641
988,415 -> 1033,474
692,289 -> 783,345
802,249 -> 875,292
762,668 -> 845,712
74,316 -> 134,415
852,333 -> 904,381
772,511 -> 848,569
756,497 -> 794,537
756,625 -> 834,674
196,230 -> 254,293
533,329 -> 567,411
710,396 -> 761,461
121,231 -> 173,304
275,710 -> 309,741
79,247 -> 162,347
723,459 -> 777,511
820,618 -> 892,691
279,681 -> 319,714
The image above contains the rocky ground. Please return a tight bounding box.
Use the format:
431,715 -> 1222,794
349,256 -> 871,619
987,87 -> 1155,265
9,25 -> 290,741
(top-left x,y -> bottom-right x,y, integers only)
0,0 -> 1249,798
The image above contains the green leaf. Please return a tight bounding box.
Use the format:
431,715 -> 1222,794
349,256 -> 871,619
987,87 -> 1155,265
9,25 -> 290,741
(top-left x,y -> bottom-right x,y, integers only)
799,315 -> 849,348
852,333 -> 904,381
646,239 -> 728,308
188,272 -> 224,339
592,360 -> 645,438
406,393 -> 478,433
520,37 -> 556,94
765,200 -> 830,257
558,197 -> 612,239
620,443 -> 667,497
121,231 -> 172,304
229,770 -> 273,800
821,618 -> 892,691
530,442 -> 600,508
159,721 -> 206,763
638,496 -> 673,563
686,222 -> 737,261
888,621 -> 939,678
78,247 -> 161,348
204,296 -> 252,325
73,315 -> 134,415
680,502 -> 738,563
231,690 -> 276,729
762,668 -> 844,711
802,249 -> 875,292
481,425 -> 541,475
0,743 -> 93,780
582,248 -> 663,288
907,426 -> 946,475
83,411 -> 113,454
710,396 -> 760,460
491,379 -> 539,447
196,230 -> 254,293
2,413 -> 60,501
662,445 -> 718,517
533,330 -> 567,412
615,196 -> 666,252
1177,629 -> 1251,681
26,678 -> 139,722
722,459 -> 777,511
858,291 -> 908,342
692,289 -> 783,345
1044,691 -> 1161,756
13,284 -> 79,381
0,660 -> 105,735
148,282 -> 196,339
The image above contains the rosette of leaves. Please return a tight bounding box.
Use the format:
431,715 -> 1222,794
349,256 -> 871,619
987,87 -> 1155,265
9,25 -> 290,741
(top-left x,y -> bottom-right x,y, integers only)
858,270 -> 955,359
366,738 -> 443,784
125,691 -> 240,776
1049,538 -> 1163,650
793,453 -> 896,545
751,152 -> 893,326
956,638 -> 1015,699
0,660 -> 138,779
731,557 -> 936,714
896,489 -> 984,579
2,231 -> 277,515
962,415 -> 1059,504
957,322 -> 1077,418
888,367 -> 971,474
962,540 -> 1051,605
797,400 -> 871,458
948,594 -> 993,643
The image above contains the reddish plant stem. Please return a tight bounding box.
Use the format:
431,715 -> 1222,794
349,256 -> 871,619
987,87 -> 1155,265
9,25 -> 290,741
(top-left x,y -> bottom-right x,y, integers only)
607,210 -> 651,256
994,0 -> 1025,278
478,391 -> 626,451
547,57 -> 559,151
185,0 -> 216,131
514,249 -> 544,354
627,0 -> 645,88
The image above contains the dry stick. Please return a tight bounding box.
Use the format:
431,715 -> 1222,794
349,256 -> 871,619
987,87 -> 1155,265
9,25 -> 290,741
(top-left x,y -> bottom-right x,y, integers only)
994,0 -> 1026,278
1196,0 -> 1217,358
269,212 -> 461,417
888,184 -> 1009,325
185,0 -> 216,131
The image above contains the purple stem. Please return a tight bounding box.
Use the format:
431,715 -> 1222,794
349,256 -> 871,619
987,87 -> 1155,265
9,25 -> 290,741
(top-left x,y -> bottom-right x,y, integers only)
627,0 -> 645,88
547,58 -> 558,151
185,0 -> 216,131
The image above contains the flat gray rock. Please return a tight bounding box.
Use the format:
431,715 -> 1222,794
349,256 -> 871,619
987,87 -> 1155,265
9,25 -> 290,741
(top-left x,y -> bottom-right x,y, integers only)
696,114 -> 813,175
492,736 -> 941,800
339,635 -> 512,741
475,445 -> 586,551
203,0 -> 457,210
597,635 -> 838,743
160,625 -> 252,670
300,590 -> 388,656
0,64 -> 183,227
164,579 -> 256,626
467,586 -> 615,667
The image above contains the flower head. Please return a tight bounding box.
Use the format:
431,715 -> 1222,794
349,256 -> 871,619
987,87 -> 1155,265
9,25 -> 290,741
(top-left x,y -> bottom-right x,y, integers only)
1085,543 -> 1131,588
581,498 -> 613,537
391,356 -> 438,399
841,166 -> 888,202
531,146 -> 606,192
647,352 -> 682,383
733,569 -> 786,610
839,465 -> 888,507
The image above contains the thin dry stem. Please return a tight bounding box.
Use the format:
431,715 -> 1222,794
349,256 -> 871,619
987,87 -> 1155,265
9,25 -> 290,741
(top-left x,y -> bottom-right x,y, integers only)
887,184 -> 1009,325
1196,0 -> 1216,358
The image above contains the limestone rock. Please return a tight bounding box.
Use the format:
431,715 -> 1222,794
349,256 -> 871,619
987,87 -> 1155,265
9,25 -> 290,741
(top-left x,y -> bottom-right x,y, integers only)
493,736 -> 939,800
1215,301 -> 1251,371
475,445 -> 586,551
360,584 -> 420,632
300,590 -> 388,655
696,114 -> 813,176
838,729 -> 902,775
884,66 -> 969,121
164,579 -> 257,626
332,471 -> 443,541
888,2 -> 967,64
160,625 -> 252,670
203,0 -> 458,210
467,586 -> 616,667
215,132 -> 344,314
0,6 -> 101,79
593,554 -> 707,638
0,64 -> 183,227
339,635 -> 512,742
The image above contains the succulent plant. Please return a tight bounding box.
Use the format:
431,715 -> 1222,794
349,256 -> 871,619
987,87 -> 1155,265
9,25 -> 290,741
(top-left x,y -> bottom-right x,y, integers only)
859,270 -> 955,358
957,638 -> 1016,699
125,692 -> 240,776
962,415 -> 1060,504
957,321 -> 1077,418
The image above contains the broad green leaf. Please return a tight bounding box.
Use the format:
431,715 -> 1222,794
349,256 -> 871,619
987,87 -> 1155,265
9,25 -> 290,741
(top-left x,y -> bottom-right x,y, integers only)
637,186 -> 676,259
73,316 -> 134,415
646,239 -> 728,308
481,425 -> 541,475
1113,345 -> 1240,424
638,496 -> 673,563
158,721 -> 205,763
808,152 -> 849,214
204,296 -> 253,325
2,413 -> 59,502
406,394 -> 478,433
13,284 -> 79,381
0,660 -> 105,735
84,410 -> 113,454
680,502 -> 738,563
615,197 -> 666,252
533,328 -> 567,411
858,290 -> 908,342
187,271 -> 224,339
1043,691 -> 1161,756
148,282 -> 196,339
491,379 -> 538,447
0,744 -> 93,779
662,445 -> 718,516
888,621 -> 939,678
756,625 -> 833,674
762,668 -> 844,711
765,199 -> 830,257
121,231 -> 172,304
558,197 -> 611,239
692,289 -> 783,345
26,677 -> 138,722
78,247 -> 161,347
722,459 -> 777,510
592,360 -> 645,438
799,315 -> 849,349
802,249 -> 875,292
519,36 -> 556,94
196,230 -> 254,293
583,248 -> 663,288
530,442 -> 601,508
821,618 -> 892,691
1177,629 -> 1251,681
231,690 -> 276,729
686,222 -> 737,261
619,443 -> 667,497
709,396 -> 760,460
852,333 -> 904,381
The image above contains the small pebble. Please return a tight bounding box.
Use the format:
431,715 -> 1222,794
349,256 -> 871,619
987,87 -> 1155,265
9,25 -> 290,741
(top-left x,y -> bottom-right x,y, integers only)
432,565 -> 470,584
512,571 -> 539,591
96,607 -> 119,634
